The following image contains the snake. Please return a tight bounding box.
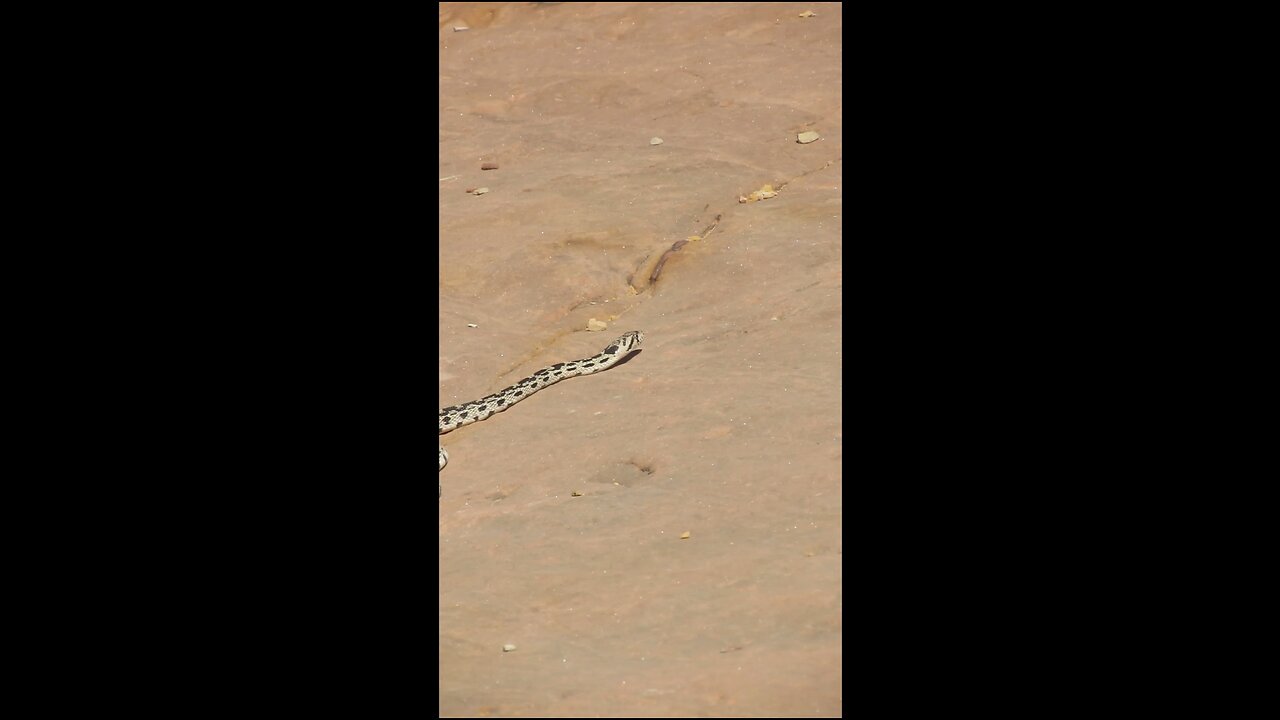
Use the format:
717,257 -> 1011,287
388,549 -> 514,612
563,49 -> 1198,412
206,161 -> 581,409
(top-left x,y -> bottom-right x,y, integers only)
439,330 -> 644,497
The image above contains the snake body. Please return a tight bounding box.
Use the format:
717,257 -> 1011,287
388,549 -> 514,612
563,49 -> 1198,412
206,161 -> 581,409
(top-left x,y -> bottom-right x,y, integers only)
439,330 -> 643,496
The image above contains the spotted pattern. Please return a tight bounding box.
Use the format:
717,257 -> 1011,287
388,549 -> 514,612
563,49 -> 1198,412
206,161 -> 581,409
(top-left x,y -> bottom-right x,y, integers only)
439,331 -> 643,497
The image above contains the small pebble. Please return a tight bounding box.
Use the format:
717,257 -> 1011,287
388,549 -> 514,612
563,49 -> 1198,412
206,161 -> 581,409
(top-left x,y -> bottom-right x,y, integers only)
481,162 -> 499,170
472,187 -> 489,195
571,491 -> 583,497
502,644 -> 517,652
454,25 -> 470,32
680,531 -> 691,540
467,323 -> 478,328
587,318 -> 608,332
650,137 -> 664,145
797,131 -> 821,144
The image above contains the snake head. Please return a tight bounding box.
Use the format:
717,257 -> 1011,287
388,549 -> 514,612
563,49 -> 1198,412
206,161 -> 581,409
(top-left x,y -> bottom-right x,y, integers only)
609,330 -> 643,355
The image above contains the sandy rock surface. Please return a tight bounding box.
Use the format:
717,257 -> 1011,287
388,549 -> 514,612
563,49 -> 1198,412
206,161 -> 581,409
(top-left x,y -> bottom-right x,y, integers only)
439,3 -> 841,716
